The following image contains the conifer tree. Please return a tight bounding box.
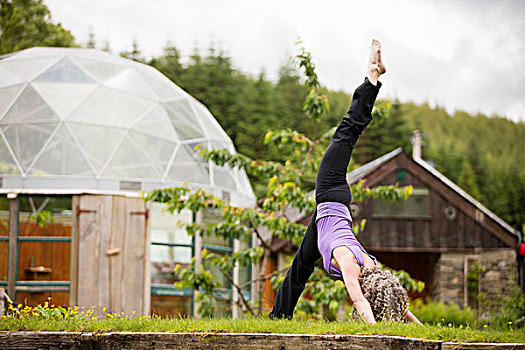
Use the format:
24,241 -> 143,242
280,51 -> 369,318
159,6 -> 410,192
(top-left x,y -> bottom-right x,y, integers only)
458,159 -> 481,200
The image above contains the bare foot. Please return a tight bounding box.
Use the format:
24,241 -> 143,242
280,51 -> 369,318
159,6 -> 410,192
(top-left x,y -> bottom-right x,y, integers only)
367,39 -> 386,86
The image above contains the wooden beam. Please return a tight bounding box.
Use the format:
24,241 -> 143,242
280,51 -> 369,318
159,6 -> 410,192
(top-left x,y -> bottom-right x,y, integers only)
69,195 -> 80,306
7,195 -> 18,302
0,332 -> 522,349
193,210 -> 203,318
368,246 -> 507,253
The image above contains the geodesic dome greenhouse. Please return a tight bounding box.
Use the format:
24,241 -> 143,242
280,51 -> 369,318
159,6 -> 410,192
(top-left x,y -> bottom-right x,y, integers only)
0,47 -> 255,206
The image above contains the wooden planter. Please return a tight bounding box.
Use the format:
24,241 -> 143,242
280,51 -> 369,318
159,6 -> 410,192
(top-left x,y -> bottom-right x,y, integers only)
0,332 -> 523,350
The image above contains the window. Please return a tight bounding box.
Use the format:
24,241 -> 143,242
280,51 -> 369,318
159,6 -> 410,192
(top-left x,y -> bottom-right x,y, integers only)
149,203 -> 193,317
373,187 -> 430,218
0,194 -> 72,307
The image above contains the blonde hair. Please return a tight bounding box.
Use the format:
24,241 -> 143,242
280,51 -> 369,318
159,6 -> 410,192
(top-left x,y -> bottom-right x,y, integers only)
350,266 -> 408,322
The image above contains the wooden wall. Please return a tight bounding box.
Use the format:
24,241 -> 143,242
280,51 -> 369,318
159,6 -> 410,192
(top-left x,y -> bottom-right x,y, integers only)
354,153 -> 513,252
72,195 -> 149,315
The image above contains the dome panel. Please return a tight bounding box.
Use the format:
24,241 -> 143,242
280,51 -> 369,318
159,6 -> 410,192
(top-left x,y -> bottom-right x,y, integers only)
0,65 -> 25,89
172,144 -> 194,162
165,100 -> 204,140
67,123 -> 126,173
2,122 -> 59,171
104,68 -> 158,100
30,125 -> 94,176
0,84 -> 25,120
32,82 -> 96,120
1,85 -> 59,125
128,130 -> 176,175
191,99 -> 230,141
102,134 -> 162,179
68,87 -> 155,127
72,57 -> 128,83
2,56 -> 61,81
132,105 -> 178,141
34,57 -> 96,83
236,168 -> 253,194
138,68 -> 187,100
0,136 -> 20,174
213,166 -> 237,190
167,144 -> 209,184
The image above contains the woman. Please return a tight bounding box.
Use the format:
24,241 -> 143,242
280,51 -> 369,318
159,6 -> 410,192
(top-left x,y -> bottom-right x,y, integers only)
315,39 -> 421,324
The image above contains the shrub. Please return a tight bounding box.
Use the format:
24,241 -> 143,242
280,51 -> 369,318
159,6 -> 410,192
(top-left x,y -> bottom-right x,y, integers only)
410,298 -> 475,327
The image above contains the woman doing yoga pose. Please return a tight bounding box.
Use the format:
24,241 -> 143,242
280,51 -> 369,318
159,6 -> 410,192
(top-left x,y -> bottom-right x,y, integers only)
271,40 -> 421,324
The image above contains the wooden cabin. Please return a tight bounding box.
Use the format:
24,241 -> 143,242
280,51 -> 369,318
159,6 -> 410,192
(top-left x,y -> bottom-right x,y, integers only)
270,148 -> 523,308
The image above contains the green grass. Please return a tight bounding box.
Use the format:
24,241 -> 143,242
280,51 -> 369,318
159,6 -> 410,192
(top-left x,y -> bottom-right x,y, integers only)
0,308 -> 523,343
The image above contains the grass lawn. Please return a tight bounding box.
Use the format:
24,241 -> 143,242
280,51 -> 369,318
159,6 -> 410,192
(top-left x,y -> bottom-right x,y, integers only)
1,310 -> 523,344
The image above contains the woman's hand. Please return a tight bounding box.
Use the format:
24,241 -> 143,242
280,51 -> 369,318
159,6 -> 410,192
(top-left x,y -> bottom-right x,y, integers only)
404,310 -> 423,325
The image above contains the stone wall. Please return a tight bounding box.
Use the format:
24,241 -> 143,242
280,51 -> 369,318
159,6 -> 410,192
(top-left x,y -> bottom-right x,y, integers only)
478,249 -> 518,303
432,249 -> 517,307
433,252 -> 466,305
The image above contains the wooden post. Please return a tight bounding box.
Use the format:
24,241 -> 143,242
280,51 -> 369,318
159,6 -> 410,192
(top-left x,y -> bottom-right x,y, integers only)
251,231 -> 258,305
231,238 -> 240,319
7,193 -> 18,303
69,195 -> 80,306
143,202 -> 151,316
193,211 -> 203,318
0,288 -> 4,315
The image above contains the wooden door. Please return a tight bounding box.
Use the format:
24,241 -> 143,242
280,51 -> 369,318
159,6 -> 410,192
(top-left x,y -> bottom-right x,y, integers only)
73,195 -> 149,315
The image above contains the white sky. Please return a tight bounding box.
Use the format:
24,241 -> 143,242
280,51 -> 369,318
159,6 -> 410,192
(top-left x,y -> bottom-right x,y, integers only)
45,0 -> 525,122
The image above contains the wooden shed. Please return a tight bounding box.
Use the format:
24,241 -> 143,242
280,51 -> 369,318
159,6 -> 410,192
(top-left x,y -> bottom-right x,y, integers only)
1,191 -> 150,315
277,148 -> 523,307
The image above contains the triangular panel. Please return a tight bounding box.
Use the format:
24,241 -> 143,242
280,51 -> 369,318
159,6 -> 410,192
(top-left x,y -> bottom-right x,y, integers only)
2,56 -> 61,81
1,122 -> 59,171
68,87 -> 155,127
34,57 -> 96,83
0,84 -> 25,120
73,57 -> 128,83
167,144 -> 209,184
236,168 -> 254,195
128,130 -> 176,175
0,65 -> 25,89
213,165 -> 237,190
0,135 -> 20,174
132,105 -> 178,141
32,82 -> 96,120
104,68 -> 157,100
173,144 -> 196,162
138,67 -> 187,100
30,125 -> 94,175
1,85 -> 59,125
190,99 -> 230,141
102,134 -> 161,179
165,100 -> 204,140
67,123 -> 126,173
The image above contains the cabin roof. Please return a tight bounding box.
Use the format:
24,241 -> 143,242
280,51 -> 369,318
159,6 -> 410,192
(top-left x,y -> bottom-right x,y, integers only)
346,148 -> 520,241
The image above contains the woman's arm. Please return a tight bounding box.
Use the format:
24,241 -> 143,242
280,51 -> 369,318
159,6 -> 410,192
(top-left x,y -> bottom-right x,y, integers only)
333,247 -> 376,324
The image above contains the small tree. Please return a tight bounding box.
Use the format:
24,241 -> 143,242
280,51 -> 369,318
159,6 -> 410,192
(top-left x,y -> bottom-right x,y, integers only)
145,43 -> 420,318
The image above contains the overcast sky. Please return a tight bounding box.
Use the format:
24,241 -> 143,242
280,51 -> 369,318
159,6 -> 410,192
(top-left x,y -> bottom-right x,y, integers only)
45,0 -> 525,123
